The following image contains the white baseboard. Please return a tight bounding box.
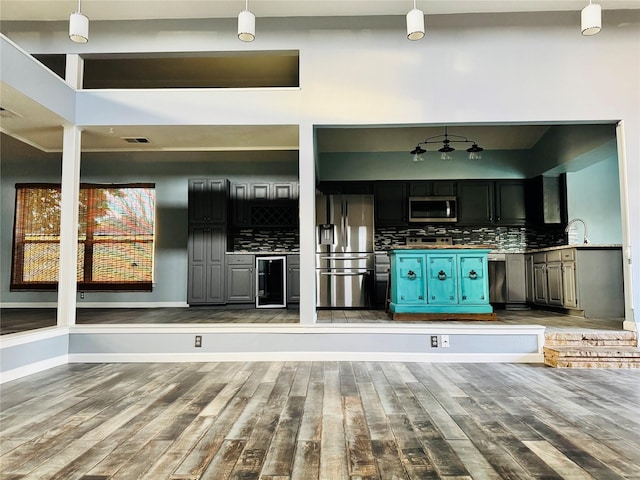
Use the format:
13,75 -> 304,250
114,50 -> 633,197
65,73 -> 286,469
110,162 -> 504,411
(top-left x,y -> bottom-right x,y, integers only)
0,302 -> 57,308
0,302 -> 189,308
0,355 -> 69,384
69,352 -> 544,364
623,320 -> 639,334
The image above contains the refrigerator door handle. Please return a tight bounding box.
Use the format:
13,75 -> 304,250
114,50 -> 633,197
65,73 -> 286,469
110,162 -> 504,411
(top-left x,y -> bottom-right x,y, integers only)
344,199 -> 349,246
341,200 -> 347,246
320,271 -> 368,276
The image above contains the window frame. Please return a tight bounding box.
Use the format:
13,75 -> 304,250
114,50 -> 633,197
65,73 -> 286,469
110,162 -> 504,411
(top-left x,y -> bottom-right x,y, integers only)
10,182 -> 156,292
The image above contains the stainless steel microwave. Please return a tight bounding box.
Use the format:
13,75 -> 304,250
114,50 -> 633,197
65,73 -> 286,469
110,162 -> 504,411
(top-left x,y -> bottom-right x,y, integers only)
408,196 -> 458,223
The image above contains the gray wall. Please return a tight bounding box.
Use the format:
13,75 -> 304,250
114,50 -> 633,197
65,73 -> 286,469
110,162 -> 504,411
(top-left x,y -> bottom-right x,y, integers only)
0,136 -> 298,305
2,9 -> 639,323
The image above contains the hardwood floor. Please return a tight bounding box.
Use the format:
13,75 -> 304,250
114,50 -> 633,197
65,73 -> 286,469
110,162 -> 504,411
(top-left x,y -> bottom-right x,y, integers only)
0,307 -> 625,335
1,361 -> 639,479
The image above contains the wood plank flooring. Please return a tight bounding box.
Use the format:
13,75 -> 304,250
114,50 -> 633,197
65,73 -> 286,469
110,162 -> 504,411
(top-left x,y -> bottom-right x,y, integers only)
1,361 -> 639,479
0,308 -> 625,335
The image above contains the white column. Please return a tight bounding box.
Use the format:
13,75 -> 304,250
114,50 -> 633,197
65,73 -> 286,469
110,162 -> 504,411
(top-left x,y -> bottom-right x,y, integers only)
616,121 -> 637,332
65,54 -> 84,89
57,125 -> 82,327
298,123 -> 317,324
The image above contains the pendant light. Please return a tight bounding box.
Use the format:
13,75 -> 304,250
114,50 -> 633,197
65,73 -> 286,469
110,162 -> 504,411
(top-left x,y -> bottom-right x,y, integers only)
410,127 -> 484,161
581,0 -> 602,36
238,0 -> 256,42
69,0 -> 89,43
406,0 -> 425,41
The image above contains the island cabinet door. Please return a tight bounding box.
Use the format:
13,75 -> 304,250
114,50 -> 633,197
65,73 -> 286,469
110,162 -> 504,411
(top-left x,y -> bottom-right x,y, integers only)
394,255 -> 426,304
427,255 -> 458,304
458,255 -> 489,304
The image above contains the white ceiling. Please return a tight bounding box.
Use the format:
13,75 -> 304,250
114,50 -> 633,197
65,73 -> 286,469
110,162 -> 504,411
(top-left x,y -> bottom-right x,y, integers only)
1,0 -> 638,21
2,0 -> 633,154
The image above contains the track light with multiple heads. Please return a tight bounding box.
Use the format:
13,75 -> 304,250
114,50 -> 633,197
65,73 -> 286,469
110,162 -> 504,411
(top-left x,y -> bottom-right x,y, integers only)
238,0 -> 256,42
581,0 -> 602,36
410,127 -> 484,162
69,0 -> 89,43
406,0 -> 425,41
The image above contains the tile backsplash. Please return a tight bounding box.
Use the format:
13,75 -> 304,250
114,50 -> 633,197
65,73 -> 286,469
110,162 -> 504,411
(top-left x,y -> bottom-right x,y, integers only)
231,228 -> 299,252
375,224 -> 567,252
231,224 -> 567,253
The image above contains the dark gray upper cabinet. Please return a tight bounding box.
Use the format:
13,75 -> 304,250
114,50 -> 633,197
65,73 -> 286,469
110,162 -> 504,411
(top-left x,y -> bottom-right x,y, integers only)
273,182 -> 297,200
495,180 -> 527,226
188,178 -> 228,224
525,175 -> 567,225
408,181 -> 456,197
457,181 -> 495,225
230,181 -> 299,228
458,180 -> 526,226
251,182 -> 297,200
374,181 -> 408,226
230,182 -> 250,227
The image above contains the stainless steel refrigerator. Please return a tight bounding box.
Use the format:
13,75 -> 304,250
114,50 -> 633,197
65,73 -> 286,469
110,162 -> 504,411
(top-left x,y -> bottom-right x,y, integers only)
316,194 -> 375,308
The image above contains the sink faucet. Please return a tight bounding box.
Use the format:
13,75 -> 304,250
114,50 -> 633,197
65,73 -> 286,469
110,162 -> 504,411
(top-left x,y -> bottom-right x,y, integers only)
565,218 -> 590,244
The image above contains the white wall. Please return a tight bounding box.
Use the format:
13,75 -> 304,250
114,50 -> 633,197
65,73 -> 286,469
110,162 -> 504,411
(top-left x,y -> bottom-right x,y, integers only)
2,10 -> 639,324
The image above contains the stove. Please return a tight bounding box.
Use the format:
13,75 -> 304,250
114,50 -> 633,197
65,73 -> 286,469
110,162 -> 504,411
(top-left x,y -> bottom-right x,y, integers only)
405,236 -> 453,246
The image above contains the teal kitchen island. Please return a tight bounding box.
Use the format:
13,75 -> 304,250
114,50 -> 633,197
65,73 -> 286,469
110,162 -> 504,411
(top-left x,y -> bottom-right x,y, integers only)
388,246 -> 497,320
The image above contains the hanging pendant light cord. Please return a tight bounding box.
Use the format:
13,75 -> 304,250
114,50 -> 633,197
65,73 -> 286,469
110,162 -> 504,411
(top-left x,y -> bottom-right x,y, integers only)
77,0 -> 82,13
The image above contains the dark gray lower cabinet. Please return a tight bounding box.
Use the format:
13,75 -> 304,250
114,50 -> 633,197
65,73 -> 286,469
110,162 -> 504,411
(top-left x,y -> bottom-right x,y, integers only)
287,255 -> 300,303
188,225 -> 226,305
505,254 -> 527,304
226,255 -> 255,303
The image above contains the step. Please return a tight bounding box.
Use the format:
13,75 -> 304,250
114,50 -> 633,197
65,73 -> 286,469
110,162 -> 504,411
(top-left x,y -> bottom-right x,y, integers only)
545,330 -> 637,347
544,345 -> 640,368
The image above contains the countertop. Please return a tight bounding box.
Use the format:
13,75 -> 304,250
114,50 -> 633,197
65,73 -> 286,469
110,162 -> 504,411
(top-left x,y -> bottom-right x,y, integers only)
524,244 -> 622,253
389,245 -> 495,250
377,244 -> 623,255
226,251 -> 299,255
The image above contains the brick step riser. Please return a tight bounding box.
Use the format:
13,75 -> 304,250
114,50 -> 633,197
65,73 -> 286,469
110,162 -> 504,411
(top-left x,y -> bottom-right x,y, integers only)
545,360 -> 640,369
545,340 -> 638,347
543,347 -> 640,359
544,351 -> 640,362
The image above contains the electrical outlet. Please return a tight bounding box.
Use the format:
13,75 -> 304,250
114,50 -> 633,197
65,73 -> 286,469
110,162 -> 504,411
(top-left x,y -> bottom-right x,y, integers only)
80,292 -> 84,299
441,335 -> 450,348
430,335 -> 439,348
194,335 -> 202,348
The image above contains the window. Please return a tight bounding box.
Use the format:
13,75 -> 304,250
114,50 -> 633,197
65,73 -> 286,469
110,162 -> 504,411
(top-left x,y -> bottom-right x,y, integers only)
11,183 -> 155,291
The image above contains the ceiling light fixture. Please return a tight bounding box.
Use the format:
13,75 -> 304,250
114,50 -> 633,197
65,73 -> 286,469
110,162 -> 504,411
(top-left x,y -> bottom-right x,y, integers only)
581,0 -> 602,36
69,0 -> 89,43
406,0 -> 425,41
410,126 -> 484,162
238,0 -> 256,42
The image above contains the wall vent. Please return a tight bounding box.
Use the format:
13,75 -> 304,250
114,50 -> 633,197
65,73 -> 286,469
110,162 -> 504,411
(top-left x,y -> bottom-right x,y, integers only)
121,137 -> 150,144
